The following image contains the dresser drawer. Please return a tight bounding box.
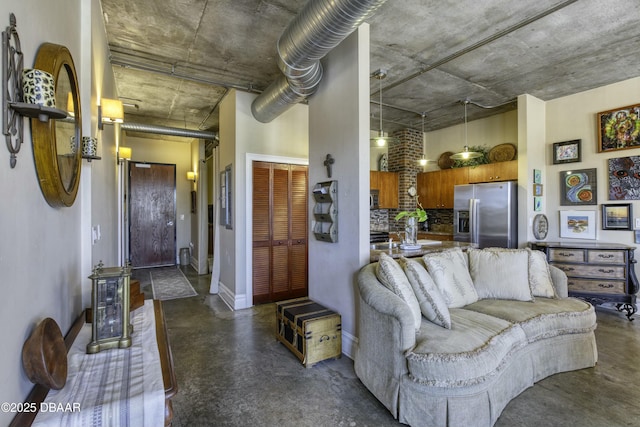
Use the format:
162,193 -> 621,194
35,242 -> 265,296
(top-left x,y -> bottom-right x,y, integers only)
568,278 -> 626,294
552,263 -> 626,280
548,249 -> 584,262
587,250 -> 626,264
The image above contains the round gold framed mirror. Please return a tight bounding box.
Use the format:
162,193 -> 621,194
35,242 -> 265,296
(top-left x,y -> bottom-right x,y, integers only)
31,43 -> 82,207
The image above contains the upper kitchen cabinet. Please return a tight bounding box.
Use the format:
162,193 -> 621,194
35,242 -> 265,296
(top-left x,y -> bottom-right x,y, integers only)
417,167 -> 468,209
468,160 -> 517,183
370,171 -> 399,209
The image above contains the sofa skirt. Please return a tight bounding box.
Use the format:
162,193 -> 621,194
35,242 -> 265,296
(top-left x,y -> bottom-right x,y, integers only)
398,330 -> 597,427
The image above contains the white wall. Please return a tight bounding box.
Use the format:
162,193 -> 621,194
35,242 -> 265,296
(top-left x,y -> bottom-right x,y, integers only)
423,110 -> 518,172
217,89 -> 309,309
0,1 -> 118,424
123,136 -> 194,264
308,25 -> 371,358
543,77 -> 640,256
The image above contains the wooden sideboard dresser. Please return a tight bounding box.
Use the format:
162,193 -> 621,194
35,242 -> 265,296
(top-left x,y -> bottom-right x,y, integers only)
531,242 -> 639,320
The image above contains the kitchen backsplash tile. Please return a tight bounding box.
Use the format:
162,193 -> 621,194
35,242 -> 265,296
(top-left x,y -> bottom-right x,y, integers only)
370,209 -> 389,232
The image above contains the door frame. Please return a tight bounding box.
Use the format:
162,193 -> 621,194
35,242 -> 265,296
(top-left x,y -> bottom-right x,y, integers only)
245,153 -> 308,308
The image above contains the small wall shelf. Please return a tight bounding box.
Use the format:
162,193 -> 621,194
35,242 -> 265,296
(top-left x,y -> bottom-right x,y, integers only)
312,180 -> 338,243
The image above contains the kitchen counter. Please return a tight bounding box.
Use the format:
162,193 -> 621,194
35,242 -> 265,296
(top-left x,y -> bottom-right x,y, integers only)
370,240 -> 476,262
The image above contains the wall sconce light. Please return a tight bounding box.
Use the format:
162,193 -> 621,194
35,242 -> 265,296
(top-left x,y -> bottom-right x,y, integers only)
118,146 -> 132,164
186,171 -> 196,182
98,98 -> 124,130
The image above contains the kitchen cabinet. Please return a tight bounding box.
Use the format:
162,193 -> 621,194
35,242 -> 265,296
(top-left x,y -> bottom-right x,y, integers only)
370,171 -> 399,208
468,160 -> 517,183
417,167 -> 468,209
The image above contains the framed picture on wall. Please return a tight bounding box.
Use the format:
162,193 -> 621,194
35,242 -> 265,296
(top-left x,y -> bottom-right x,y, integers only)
533,169 -> 542,184
552,139 -> 581,164
559,210 -> 597,240
597,103 -> 640,152
560,168 -> 597,205
608,156 -> 640,200
601,203 -> 633,230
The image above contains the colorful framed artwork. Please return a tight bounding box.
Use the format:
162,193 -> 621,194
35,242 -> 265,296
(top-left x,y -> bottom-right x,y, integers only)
533,184 -> 543,196
560,168 -> 597,206
635,230 -> 640,244
534,197 -> 542,211
608,156 -> 640,200
601,203 -> 633,230
597,103 -> 640,152
552,139 -> 581,164
559,210 -> 596,240
533,169 -> 542,184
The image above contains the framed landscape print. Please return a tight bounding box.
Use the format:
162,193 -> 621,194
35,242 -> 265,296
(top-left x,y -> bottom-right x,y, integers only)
552,139 -> 581,164
601,204 -> 632,230
560,210 -> 596,240
597,103 -> 640,152
560,168 -> 597,205
608,156 -> 640,200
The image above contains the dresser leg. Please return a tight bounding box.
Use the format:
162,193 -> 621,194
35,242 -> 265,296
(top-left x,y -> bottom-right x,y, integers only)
616,303 -> 636,321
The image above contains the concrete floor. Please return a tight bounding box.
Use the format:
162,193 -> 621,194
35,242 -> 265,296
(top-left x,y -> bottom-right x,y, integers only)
136,266 -> 640,427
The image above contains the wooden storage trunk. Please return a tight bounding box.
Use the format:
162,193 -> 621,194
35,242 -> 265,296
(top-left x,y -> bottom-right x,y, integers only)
275,297 -> 341,368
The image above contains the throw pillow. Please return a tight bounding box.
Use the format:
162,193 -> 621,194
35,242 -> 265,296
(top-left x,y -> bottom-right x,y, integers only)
468,248 -> 533,301
484,247 -> 557,298
401,257 -> 451,329
527,248 -> 557,298
375,252 -> 422,331
422,248 -> 478,308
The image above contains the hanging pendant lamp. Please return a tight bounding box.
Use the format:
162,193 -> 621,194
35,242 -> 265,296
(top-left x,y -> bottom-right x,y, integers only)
450,99 -> 482,160
418,112 -> 428,165
370,69 -> 395,147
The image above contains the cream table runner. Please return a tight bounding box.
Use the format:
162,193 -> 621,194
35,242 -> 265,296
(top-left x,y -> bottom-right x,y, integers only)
32,300 -> 165,427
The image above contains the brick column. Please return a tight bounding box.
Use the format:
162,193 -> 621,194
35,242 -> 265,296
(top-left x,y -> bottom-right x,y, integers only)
388,128 -> 423,231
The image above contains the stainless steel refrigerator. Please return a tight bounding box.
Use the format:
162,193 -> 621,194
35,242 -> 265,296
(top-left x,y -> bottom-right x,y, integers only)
454,181 -> 517,248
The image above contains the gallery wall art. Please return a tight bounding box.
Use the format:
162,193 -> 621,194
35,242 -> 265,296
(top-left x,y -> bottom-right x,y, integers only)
560,168 -> 597,205
597,103 -> 640,152
608,156 -> 640,200
559,210 -> 596,240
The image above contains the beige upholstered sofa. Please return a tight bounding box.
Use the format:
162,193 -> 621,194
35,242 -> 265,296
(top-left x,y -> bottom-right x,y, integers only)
355,248 -> 597,427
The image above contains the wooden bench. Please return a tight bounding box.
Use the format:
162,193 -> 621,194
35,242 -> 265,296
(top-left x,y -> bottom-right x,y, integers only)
11,300 -> 177,427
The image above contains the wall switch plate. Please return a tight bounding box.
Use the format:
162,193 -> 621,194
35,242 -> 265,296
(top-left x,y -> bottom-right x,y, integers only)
635,218 -> 640,229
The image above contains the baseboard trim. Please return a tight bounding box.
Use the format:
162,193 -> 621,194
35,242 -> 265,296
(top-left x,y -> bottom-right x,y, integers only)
218,282 -> 248,311
342,330 -> 357,360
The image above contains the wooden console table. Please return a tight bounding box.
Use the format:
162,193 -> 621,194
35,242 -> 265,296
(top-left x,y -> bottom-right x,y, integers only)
531,242 -> 639,320
11,300 -> 177,426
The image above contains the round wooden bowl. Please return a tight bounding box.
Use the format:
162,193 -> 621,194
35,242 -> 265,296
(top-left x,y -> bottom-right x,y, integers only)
437,151 -> 454,169
22,317 -> 67,390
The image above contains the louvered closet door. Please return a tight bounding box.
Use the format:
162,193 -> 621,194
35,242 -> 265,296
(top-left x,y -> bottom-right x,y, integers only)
252,161 -> 308,304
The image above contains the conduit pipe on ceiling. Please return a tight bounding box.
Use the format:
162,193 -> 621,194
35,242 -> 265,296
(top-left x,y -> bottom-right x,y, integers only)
251,0 -> 388,123
121,122 -> 218,143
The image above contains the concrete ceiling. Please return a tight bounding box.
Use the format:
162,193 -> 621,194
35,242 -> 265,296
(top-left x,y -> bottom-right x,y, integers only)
100,0 -> 640,142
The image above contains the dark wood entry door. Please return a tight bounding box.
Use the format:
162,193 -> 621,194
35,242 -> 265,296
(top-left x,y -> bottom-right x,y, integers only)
252,162 -> 308,304
129,162 -> 176,268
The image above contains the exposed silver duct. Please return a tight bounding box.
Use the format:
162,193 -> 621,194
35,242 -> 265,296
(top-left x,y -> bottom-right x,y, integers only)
121,122 -> 218,142
251,0 -> 388,123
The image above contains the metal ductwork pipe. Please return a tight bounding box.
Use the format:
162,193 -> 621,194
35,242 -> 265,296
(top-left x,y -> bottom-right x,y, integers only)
251,0 -> 388,123
121,122 -> 218,142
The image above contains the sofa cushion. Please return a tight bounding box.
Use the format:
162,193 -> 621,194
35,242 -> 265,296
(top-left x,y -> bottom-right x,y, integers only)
422,248 -> 478,308
527,248 -> 557,298
375,253 -> 422,331
406,309 -> 526,387
464,297 -> 596,343
484,247 -> 557,298
468,248 -> 533,301
401,257 -> 451,329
